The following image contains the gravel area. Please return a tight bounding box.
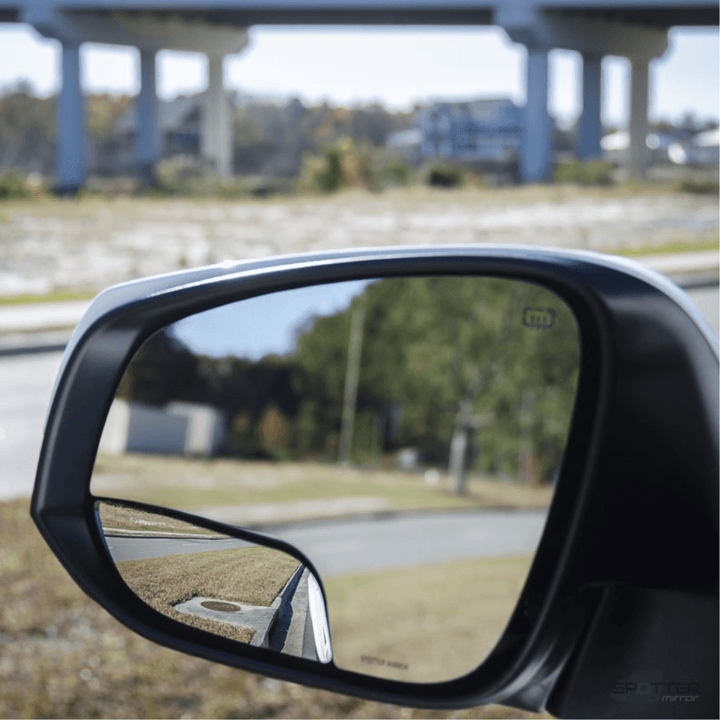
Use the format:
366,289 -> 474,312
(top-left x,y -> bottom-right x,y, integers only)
0,186 -> 717,297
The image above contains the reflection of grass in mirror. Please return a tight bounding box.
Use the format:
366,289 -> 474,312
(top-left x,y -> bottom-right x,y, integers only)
115,547 -> 300,644
93,455 -> 554,524
97,501 -> 226,536
324,555 -> 533,684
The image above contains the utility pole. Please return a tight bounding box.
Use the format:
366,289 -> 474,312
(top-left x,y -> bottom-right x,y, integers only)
519,390 -> 536,484
449,396 -> 473,494
338,296 -> 366,464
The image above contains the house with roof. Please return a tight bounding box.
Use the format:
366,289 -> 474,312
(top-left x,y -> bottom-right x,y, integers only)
415,98 -> 523,164
88,94 -> 205,176
114,94 -> 202,157
108,93 -> 312,178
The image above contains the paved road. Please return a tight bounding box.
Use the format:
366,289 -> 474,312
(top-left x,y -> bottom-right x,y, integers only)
104,534 -> 255,562
273,510 -> 548,576
1,285 -> 716,501
105,510 -> 548,576
0,351 -> 63,500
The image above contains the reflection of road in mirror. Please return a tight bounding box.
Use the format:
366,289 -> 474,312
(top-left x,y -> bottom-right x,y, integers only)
267,509 -> 548,577
104,534 -> 254,561
97,501 -> 330,663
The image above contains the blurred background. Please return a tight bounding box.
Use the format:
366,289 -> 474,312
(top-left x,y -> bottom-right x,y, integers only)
0,3 -> 718,718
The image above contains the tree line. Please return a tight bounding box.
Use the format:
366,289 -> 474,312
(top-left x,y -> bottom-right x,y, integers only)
0,83 -> 412,178
118,276 -> 580,488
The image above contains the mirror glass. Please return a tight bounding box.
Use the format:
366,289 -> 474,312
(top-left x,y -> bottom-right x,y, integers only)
96,500 -> 332,662
92,275 -> 580,683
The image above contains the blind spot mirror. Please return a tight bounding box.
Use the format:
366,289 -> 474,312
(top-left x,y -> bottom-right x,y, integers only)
93,275 -> 581,683
96,501 -> 332,663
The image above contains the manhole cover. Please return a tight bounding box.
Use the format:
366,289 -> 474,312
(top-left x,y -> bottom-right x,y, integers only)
201,601 -> 241,613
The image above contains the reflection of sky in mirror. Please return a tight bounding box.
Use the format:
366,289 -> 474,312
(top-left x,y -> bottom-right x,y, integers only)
171,279 -> 375,360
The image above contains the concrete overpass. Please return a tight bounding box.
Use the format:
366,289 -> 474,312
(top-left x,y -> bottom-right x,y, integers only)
1,1 -> 718,191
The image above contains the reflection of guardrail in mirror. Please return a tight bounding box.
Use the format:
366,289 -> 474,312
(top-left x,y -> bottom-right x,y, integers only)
96,501 -> 330,663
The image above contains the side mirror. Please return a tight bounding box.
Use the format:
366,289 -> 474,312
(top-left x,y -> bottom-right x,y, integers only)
31,247 -> 718,717
90,273 -> 580,683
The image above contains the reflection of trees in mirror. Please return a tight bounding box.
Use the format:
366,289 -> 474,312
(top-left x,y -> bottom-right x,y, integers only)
114,276 -> 579,490
96,502 -> 310,654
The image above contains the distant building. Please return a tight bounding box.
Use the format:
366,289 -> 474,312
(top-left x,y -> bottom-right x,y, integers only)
602,128 -> 720,167
114,95 -> 202,157
110,94 -> 309,177
415,99 -> 523,164
88,95 -> 205,176
99,399 -> 226,457
693,128 -> 720,166
602,130 -> 671,164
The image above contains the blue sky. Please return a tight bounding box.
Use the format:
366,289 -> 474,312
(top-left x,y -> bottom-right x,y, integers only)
0,24 -> 717,127
172,280 -> 372,359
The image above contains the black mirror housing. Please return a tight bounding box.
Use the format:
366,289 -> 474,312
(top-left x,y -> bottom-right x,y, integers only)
31,246 -> 718,717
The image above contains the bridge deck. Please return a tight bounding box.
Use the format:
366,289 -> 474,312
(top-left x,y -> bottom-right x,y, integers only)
0,1 -> 717,29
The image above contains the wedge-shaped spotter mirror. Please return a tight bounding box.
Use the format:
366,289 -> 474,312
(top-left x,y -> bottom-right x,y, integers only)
92,275 -> 581,683
96,500 -> 332,663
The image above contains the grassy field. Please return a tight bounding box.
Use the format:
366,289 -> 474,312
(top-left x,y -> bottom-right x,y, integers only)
92,453 -> 555,526
97,497 -> 537,685
116,545 -> 300,645
0,498 -> 549,718
0,289 -> 97,306
0,234 -> 716,308
98,501 -> 224,535
325,555 -> 534,684
1,181 -> 717,301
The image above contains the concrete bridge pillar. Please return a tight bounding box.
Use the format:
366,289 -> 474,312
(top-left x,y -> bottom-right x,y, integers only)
521,45 -> 554,183
136,50 -> 161,186
576,53 -> 603,161
202,54 -> 232,179
56,42 -> 85,194
498,8 -> 666,182
628,56 -> 651,178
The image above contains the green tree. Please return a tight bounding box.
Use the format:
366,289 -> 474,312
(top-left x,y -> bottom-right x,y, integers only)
292,276 -> 580,488
117,329 -> 200,406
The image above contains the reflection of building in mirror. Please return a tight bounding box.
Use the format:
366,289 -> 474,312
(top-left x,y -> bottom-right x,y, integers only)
99,400 -> 226,456
96,502 -> 332,662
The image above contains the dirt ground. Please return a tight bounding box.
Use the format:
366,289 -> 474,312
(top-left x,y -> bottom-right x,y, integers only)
1,184 -> 717,297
